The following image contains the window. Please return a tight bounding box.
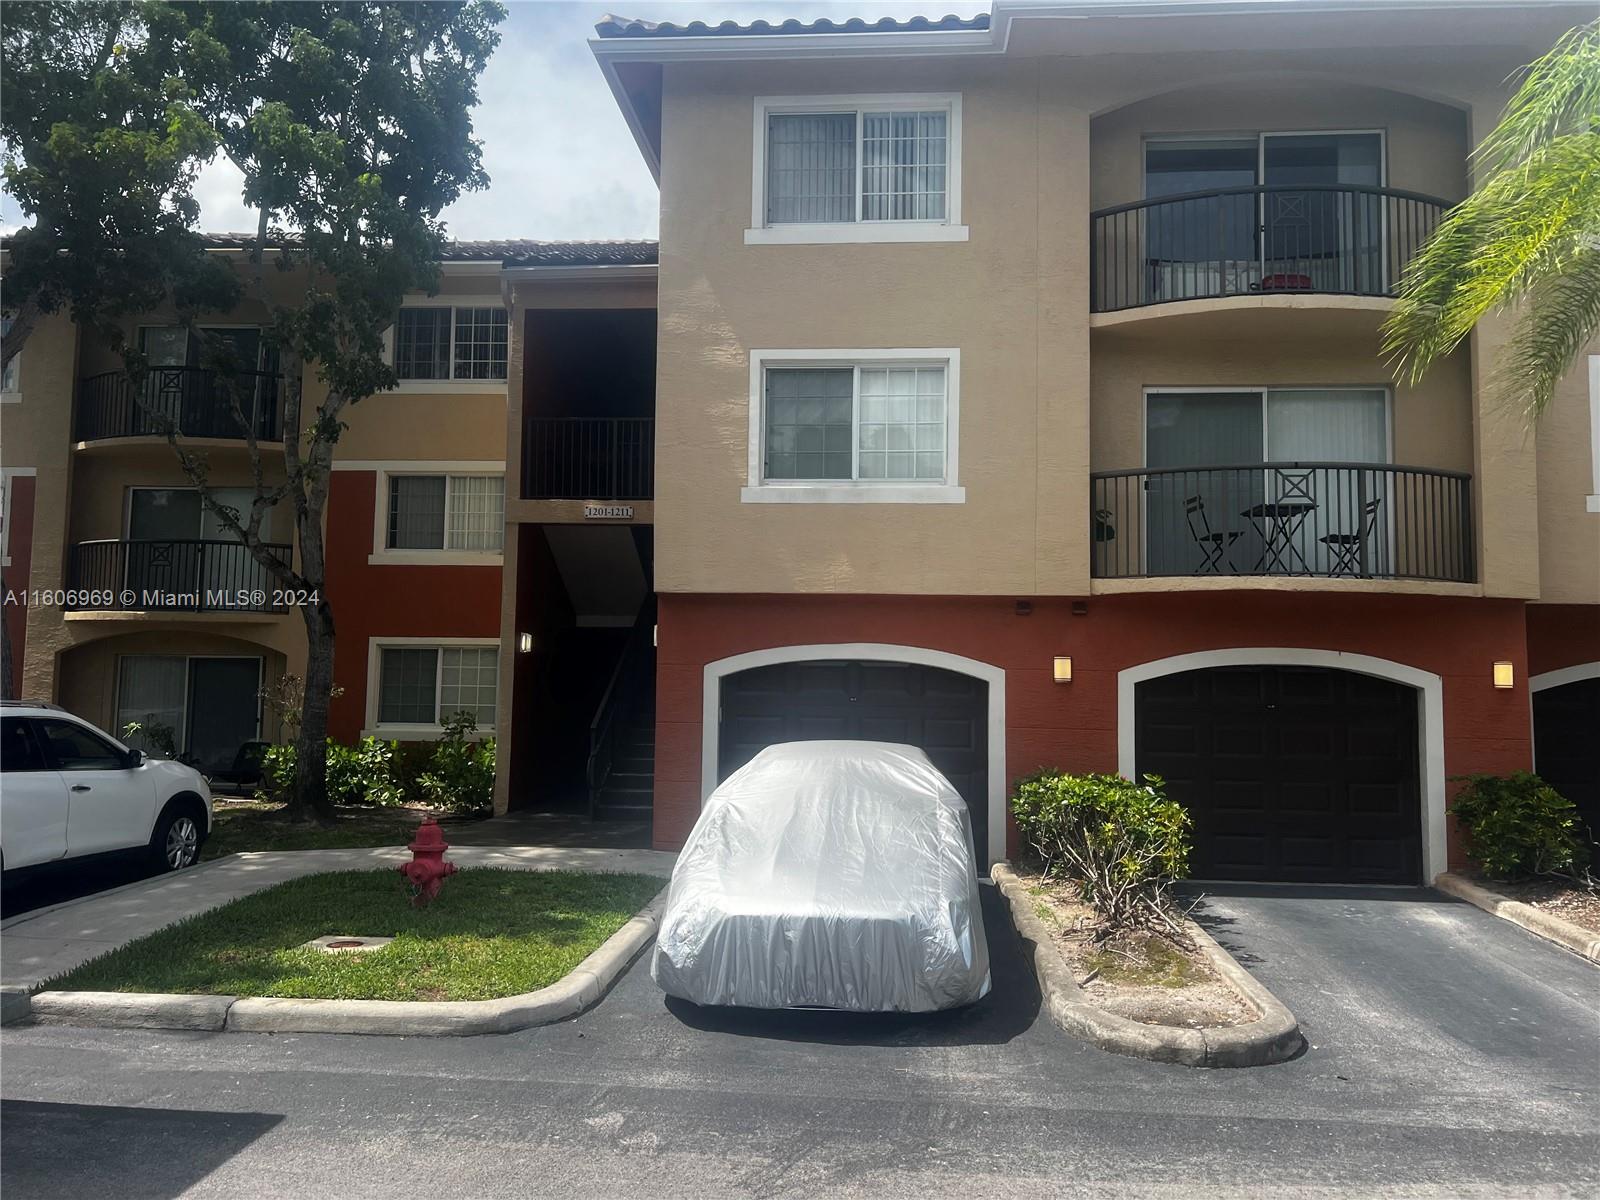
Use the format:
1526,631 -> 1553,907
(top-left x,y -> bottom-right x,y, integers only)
1,718 -> 47,772
750,95 -> 965,244
393,306 -> 508,381
37,719 -> 127,771
375,643 -> 498,731
386,474 -> 504,552
1,315 -> 18,395
746,350 -> 963,503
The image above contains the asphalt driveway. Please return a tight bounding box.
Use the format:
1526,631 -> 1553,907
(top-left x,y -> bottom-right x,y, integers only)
2,883 -> 1596,1198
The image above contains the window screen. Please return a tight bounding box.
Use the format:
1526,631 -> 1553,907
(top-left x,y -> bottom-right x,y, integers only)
858,366 -> 946,480
445,475 -> 504,551
388,476 -> 447,549
451,307 -> 508,380
764,368 -> 854,480
861,111 -> 948,221
767,113 -> 856,224
439,647 -> 498,728
378,648 -> 438,725
395,308 -> 451,380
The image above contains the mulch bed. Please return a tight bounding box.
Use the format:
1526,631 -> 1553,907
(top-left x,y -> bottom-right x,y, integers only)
1017,868 -> 1254,1030
1470,873 -> 1600,935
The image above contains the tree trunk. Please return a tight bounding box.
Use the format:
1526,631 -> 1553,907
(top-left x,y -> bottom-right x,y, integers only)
290,597 -> 337,823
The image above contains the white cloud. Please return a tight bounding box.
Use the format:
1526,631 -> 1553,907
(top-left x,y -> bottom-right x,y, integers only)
4,1 -> 988,241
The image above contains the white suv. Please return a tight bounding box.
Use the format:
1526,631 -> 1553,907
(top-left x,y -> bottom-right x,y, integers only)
1,702 -> 213,875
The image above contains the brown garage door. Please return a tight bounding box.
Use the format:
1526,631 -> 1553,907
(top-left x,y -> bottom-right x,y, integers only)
718,660 -> 990,866
1136,665 -> 1421,884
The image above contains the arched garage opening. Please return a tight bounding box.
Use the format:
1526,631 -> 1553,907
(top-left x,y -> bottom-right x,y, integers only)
703,645 -> 1006,870
1119,649 -> 1445,884
1532,664 -> 1600,848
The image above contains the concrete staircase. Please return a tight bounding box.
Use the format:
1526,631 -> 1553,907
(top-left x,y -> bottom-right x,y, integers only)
594,699 -> 655,821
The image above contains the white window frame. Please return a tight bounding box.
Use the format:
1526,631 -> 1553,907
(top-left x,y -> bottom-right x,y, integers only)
363,636 -> 500,740
746,93 -> 968,246
364,461 -> 506,564
1587,354 -> 1600,514
384,296 -> 508,394
1,323 -> 20,402
744,348 -> 964,504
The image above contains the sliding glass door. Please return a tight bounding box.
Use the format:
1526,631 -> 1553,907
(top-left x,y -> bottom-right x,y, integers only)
116,655 -> 262,773
1145,388 -> 1390,576
1142,132 -> 1385,301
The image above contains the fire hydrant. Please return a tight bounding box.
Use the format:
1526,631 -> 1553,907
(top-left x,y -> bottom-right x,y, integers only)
399,818 -> 457,906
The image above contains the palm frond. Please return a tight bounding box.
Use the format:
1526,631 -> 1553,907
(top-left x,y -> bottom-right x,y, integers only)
1476,21 -> 1600,178
1496,241 -> 1600,419
1382,130 -> 1600,384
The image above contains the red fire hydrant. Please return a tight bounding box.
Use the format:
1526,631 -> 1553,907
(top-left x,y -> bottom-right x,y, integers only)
399,818 -> 457,906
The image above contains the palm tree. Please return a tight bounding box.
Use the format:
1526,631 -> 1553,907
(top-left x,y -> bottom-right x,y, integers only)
1383,21 -> 1600,419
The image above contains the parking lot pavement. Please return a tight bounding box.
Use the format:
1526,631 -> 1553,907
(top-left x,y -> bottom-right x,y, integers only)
3,883 -> 1596,1198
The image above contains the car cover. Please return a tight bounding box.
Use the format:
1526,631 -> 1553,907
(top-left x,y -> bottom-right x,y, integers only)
652,740 -> 991,1012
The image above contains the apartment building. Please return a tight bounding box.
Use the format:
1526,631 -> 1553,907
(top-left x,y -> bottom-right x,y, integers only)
5,1 -> 1596,890
0,240 -> 529,776
577,0 -> 1600,881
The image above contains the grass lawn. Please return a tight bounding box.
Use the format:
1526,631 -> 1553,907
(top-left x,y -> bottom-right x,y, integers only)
202,800 -> 475,860
50,868 -> 664,1002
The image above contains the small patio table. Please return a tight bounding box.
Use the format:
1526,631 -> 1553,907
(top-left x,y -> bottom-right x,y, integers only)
1241,500 -> 1318,573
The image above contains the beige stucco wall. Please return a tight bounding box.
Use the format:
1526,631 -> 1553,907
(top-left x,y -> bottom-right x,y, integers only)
1536,343 -> 1600,605
650,37 -> 1569,600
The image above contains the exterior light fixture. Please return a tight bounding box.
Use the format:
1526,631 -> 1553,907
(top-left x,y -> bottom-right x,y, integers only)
1053,656 -> 1073,684
1492,661 -> 1514,689
517,632 -> 534,654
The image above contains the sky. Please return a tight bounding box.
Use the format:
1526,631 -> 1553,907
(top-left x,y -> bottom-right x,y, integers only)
1,1 -> 990,242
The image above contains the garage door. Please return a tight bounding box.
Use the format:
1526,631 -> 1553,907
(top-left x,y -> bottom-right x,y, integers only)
718,660 -> 990,865
1533,676 -> 1600,847
1136,666 -> 1420,884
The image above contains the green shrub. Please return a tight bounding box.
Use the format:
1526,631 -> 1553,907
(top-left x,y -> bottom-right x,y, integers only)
1450,772 -> 1590,880
1011,771 -> 1192,932
325,736 -> 406,807
257,742 -> 298,803
417,711 -> 496,815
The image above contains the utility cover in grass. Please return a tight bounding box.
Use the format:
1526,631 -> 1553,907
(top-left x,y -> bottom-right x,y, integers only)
49,869 -> 664,1002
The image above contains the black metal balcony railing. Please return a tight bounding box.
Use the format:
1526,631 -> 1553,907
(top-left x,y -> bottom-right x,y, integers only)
1090,184 -> 1448,313
76,367 -> 283,443
66,540 -> 291,612
1090,463 -> 1474,583
523,416 -> 654,501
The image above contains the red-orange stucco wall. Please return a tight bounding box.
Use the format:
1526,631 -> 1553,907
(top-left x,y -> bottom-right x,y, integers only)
322,471 -> 502,742
654,591 -> 1534,867
1526,604 -> 1600,677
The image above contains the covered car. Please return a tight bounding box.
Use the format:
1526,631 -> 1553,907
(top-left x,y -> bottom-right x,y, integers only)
652,740 -> 991,1012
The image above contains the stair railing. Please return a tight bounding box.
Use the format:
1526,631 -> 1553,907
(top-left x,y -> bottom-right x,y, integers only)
586,616 -> 653,818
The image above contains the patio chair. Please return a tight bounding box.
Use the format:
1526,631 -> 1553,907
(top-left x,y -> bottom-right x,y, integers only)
1185,494 -> 1241,574
208,739 -> 270,794
1321,497 -> 1384,577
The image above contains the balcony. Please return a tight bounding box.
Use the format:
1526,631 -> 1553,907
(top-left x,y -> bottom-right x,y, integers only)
76,367 -> 283,443
522,416 -> 654,501
1090,185 -> 1447,314
1090,463 -> 1474,583
66,540 -> 290,613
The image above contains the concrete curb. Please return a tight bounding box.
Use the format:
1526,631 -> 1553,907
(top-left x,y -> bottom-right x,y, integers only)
1434,872 -> 1600,965
25,887 -> 668,1037
991,864 -> 1303,1068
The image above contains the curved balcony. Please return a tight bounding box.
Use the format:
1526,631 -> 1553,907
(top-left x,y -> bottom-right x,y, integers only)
1090,462 -> 1474,584
1090,184 -> 1447,315
75,367 -> 283,444
66,539 -> 290,613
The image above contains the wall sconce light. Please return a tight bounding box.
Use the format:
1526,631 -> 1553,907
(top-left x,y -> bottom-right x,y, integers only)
1053,656 -> 1073,684
517,632 -> 534,654
1492,661 -> 1514,689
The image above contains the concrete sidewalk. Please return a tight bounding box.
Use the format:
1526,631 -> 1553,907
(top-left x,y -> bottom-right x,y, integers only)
0,845 -> 676,990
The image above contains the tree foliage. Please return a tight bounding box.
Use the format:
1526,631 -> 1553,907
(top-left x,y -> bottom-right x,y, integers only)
1383,21 -> 1600,419
1,2 -> 505,816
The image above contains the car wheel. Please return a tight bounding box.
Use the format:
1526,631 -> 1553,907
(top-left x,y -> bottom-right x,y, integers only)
152,810 -> 202,871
